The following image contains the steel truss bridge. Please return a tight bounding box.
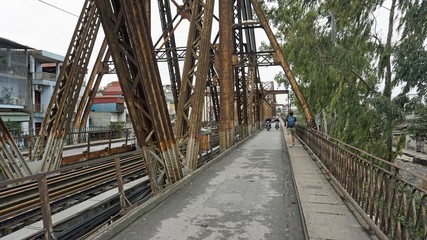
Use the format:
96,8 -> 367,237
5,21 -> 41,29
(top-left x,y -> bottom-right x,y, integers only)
0,0 -> 314,185
0,1 -> 425,240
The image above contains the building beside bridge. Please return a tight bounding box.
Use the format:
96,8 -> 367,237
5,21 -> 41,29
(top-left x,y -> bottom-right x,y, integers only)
0,37 -> 70,135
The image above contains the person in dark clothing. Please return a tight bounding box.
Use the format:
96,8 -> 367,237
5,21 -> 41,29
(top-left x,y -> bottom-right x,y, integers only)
265,118 -> 272,130
274,118 -> 280,130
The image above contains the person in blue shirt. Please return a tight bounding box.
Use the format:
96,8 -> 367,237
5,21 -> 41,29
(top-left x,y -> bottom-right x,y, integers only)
285,111 -> 297,147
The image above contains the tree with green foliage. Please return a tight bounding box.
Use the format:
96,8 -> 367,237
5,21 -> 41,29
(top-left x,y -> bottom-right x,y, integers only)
261,0 -> 426,161
4,120 -> 21,135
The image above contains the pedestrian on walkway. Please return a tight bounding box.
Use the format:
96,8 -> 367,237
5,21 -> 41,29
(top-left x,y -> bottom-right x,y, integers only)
285,111 -> 297,147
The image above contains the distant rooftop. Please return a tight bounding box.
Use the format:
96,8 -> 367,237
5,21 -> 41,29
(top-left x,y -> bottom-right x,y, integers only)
0,37 -> 33,49
30,50 -> 64,63
0,37 -> 63,63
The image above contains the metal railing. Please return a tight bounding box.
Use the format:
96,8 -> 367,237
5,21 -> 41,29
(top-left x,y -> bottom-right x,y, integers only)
297,126 -> 427,239
9,127 -> 135,150
34,103 -> 45,113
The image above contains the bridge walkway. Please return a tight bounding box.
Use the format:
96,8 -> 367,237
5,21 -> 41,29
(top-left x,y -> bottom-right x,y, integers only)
91,127 -> 374,240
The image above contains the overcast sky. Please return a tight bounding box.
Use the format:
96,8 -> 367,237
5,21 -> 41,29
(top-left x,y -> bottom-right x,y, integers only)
2,1 -> 84,54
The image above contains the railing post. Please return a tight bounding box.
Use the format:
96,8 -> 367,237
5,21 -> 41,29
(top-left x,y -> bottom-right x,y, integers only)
108,130 -> 112,149
87,132 -> 91,153
37,174 -> 54,240
125,128 -> 129,146
114,158 -> 127,213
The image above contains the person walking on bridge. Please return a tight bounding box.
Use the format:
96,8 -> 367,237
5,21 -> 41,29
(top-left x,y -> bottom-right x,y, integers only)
285,111 -> 297,147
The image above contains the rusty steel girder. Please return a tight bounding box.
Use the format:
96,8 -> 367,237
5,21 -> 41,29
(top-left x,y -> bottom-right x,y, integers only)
95,0 -> 183,192
0,118 -> 32,179
238,0 -> 262,132
250,0 -> 315,128
155,0 -> 184,108
33,0 -> 101,172
207,57 -> 220,122
246,66 -> 257,133
219,0 -> 235,150
73,39 -> 110,131
234,0 -> 264,139
175,0 -> 215,171
0,0 -> 317,184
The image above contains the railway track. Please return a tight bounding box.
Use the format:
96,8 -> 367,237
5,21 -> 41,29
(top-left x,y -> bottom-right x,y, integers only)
0,133 -> 223,239
0,152 -> 148,238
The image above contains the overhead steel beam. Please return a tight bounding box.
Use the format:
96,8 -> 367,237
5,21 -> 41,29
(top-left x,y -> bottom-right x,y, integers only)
156,46 -> 276,67
267,89 -> 289,95
95,0 -> 183,192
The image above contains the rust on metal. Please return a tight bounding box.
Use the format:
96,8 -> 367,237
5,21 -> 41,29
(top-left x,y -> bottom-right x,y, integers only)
96,0 -> 183,192
61,145 -> 135,166
114,158 -> 127,212
0,117 -> 32,179
32,0 -> 101,173
250,0 -> 316,128
298,127 -> 427,239
175,0 -> 215,171
155,0 -> 183,107
219,0 -> 235,150
73,39 -> 109,130
37,174 -> 53,240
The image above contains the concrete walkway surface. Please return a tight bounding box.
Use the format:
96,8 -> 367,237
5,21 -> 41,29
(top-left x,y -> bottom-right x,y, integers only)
284,128 -> 374,240
90,126 -> 375,240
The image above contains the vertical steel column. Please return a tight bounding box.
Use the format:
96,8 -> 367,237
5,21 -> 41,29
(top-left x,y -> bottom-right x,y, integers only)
234,0 -> 249,139
250,0 -> 315,128
175,0 -> 215,171
254,73 -> 262,129
240,0 -> 260,132
246,66 -> 256,133
96,0 -> 183,192
219,0 -> 235,149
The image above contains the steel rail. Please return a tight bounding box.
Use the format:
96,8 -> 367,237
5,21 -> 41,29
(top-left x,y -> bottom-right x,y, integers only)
0,154 -> 141,200
0,155 -> 146,234
0,159 -> 143,214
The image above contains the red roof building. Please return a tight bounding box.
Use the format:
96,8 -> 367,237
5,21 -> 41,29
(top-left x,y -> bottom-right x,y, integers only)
103,81 -> 122,96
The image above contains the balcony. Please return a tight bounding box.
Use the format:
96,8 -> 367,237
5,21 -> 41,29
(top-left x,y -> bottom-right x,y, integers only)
33,103 -> 46,118
0,98 -> 26,109
33,72 -> 57,81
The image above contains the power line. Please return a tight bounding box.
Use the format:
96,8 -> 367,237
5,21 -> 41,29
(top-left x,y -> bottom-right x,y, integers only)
38,0 -> 79,18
